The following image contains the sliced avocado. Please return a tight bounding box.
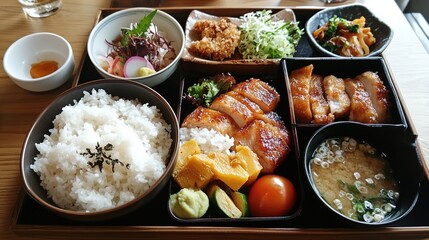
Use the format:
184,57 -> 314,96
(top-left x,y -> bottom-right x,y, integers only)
231,191 -> 249,217
213,188 -> 242,218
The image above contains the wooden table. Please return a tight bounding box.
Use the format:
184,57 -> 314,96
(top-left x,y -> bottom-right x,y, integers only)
1,0 -> 428,239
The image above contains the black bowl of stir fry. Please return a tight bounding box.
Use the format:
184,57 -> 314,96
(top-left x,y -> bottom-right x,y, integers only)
305,3 -> 393,57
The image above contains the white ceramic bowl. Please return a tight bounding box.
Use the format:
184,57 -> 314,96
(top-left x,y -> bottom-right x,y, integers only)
87,8 -> 185,87
3,32 -> 74,92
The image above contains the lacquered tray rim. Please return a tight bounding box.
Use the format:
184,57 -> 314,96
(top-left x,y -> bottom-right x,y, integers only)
11,7 -> 429,238
10,189 -> 429,238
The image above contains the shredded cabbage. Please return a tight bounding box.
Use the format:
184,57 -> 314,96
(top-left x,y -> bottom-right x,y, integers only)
238,10 -> 303,59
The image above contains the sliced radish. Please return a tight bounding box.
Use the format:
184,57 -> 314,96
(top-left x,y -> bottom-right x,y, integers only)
123,56 -> 155,78
97,55 -> 114,72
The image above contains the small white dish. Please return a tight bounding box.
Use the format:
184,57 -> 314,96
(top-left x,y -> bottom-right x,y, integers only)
3,32 -> 74,92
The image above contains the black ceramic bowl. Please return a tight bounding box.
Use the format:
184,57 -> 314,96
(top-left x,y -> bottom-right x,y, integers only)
20,79 -> 180,221
305,3 -> 393,57
304,121 -> 422,225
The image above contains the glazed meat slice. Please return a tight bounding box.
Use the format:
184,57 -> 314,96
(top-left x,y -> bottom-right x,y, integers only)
181,106 -> 239,136
209,93 -> 254,128
355,71 -> 391,123
226,91 -> 263,115
344,78 -> 378,123
323,75 -> 351,118
254,111 -> 285,129
309,74 -> 335,124
231,78 -> 280,112
233,120 -> 291,174
289,64 -> 313,123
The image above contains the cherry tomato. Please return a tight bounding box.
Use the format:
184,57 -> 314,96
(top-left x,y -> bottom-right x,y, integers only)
248,174 -> 297,217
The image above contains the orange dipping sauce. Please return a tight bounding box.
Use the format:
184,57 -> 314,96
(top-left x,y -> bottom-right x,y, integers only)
30,60 -> 59,78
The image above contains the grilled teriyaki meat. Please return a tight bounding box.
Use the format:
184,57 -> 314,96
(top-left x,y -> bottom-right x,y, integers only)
289,64 -> 313,123
354,71 -> 391,123
231,78 -> 280,112
344,78 -> 378,123
253,111 -> 285,128
226,91 -> 263,114
182,106 -> 239,136
310,74 -> 334,124
210,92 -> 256,128
289,64 -> 392,124
323,75 -> 351,119
183,77 -> 291,174
234,119 -> 291,174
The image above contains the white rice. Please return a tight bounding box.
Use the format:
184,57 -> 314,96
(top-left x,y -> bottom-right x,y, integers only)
31,89 -> 172,212
179,127 -> 234,154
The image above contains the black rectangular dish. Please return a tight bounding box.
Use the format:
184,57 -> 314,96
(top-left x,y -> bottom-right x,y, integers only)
282,57 -> 414,159
11,7 -> 429,238
283,57 -> 407,128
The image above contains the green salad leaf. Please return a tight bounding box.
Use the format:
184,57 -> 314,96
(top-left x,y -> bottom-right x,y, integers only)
184,73 -> 236,107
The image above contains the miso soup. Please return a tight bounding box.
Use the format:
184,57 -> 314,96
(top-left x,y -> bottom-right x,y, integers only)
310,137 -> 400,223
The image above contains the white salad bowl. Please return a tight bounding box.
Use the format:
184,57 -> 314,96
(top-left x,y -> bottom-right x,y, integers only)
87,7 -> 185,87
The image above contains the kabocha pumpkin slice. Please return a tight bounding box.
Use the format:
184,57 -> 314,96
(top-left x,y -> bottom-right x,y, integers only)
233,145 -> 262,186
173,139 -> 201,178
174,154 -> 214,189
209,152 -> 249,191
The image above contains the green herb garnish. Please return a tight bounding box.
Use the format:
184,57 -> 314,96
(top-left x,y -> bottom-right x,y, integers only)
325,16 -> 360,38
325,16 -> 340,38
120,10 -> 157,47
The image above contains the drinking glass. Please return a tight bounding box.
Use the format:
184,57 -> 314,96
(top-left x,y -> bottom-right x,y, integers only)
319,0 -> 348,3
18,0 -> 62,18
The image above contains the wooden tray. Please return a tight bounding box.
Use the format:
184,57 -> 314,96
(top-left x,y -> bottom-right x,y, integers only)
11,7 -> 429,239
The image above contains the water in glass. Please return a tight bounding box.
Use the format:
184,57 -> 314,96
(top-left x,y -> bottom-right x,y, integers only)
18,0 -> 62,18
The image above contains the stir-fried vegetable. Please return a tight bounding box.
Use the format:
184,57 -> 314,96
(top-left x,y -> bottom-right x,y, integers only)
313,15 -> 376,57
238,10 -> 303,59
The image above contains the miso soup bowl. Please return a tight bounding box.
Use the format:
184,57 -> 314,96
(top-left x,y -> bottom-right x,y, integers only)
304,121 -> 422,225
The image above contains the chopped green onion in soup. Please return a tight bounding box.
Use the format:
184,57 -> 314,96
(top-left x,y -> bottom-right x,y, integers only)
310,137 -> 400,223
